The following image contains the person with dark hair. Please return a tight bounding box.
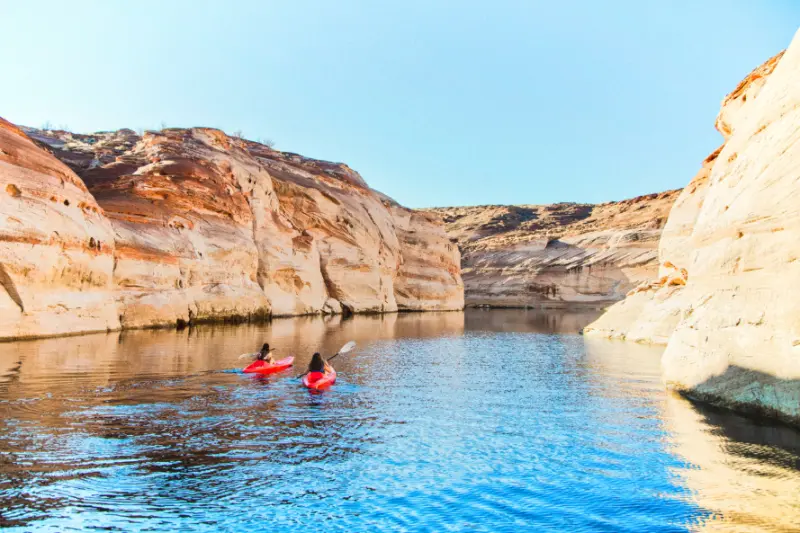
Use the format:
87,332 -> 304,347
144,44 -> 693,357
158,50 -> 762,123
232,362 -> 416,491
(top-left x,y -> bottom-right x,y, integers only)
307,352 -> 333,374
256,343 -> 274,364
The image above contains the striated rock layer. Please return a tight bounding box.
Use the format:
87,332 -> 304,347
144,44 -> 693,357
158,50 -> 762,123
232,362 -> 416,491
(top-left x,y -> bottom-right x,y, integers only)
585,33 -> 800,426
0,118 -> 118,338
0,122 -> 463,339
432,191 -> 680,308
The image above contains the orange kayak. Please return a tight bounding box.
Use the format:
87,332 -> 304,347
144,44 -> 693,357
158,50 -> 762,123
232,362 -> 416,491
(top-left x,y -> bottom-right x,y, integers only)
243,356 -> 294,375
302,368 -> 337,390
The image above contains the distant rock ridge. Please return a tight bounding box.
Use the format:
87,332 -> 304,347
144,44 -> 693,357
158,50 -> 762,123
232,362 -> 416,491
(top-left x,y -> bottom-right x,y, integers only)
431,189 -> 681,308
0,120 -> 463,340
585,31 -> 800,427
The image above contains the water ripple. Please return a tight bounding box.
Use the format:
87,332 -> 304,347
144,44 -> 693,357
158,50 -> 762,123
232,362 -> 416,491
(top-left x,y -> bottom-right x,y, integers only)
0,312 -> 798,531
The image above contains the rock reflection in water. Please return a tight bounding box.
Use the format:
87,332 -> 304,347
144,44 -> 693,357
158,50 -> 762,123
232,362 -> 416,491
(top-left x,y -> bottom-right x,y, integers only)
465,307 -> 602,334
0,312 -> 467,528
584,337 -> 800,532
0,310 -> 798,531
665,396 -> 800,532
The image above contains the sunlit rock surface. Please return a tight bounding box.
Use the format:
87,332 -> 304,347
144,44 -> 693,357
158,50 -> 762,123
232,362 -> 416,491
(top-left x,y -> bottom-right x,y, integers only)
390,206 -> 464,311
0,118 -> 119,338
432,191 -> 679,308
0,121 -> 463,339
585,31 -> 800,425
583,150 -> 717,343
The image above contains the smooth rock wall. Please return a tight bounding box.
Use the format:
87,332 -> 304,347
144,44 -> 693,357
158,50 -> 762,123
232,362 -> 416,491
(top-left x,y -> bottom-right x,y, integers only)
585,31 -> 800,425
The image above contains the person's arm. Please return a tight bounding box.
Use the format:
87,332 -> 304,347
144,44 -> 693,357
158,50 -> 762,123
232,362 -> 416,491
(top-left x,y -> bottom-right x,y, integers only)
324,362 -> 333,373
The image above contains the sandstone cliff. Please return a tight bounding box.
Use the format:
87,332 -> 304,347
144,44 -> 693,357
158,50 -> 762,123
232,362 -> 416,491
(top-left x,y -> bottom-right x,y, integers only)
0,122 -> 463,339
432,190 -> 679,308
585,35 -> 800,426
0,118 -> 120,339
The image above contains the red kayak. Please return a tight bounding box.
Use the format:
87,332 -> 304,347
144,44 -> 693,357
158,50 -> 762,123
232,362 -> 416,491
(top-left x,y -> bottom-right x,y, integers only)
243,356 -> 294,375
302,368 -> 337,390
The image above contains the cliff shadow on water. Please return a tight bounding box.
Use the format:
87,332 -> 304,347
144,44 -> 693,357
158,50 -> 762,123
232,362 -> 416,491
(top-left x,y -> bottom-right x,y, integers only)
688,399 -> 800,470
679,365 -> 800,429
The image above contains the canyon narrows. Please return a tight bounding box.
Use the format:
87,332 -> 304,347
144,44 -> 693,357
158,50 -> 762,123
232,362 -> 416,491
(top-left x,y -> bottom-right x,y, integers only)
2,30 -> 799,429
426,32 -> 800,427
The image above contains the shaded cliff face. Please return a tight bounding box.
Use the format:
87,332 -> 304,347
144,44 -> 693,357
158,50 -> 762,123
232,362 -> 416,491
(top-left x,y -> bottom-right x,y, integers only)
585,33 -> 800,426
432,190 -> 679,307
0,122 -> 462,339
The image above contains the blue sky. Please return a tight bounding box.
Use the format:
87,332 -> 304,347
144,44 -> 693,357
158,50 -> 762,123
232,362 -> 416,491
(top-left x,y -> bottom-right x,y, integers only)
1,1 -> 797,207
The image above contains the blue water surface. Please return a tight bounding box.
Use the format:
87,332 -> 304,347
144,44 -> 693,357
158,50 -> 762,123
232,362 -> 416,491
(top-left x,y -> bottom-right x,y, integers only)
1,310 -> 798,532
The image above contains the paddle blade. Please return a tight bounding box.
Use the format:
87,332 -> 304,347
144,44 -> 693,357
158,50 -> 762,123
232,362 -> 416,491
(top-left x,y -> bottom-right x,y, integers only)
338,341 -> 356,355
237,352 -> 257,360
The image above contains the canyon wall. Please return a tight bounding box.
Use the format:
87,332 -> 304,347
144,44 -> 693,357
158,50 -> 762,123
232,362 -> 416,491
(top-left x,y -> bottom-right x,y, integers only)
0,121 -> 463,340
432,190 -> 679,308
0,118 -> 119,338
585,35 -> 800,425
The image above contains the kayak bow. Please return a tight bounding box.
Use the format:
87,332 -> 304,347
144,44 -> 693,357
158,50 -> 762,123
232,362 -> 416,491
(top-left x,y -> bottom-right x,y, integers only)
243,356 -> 294,375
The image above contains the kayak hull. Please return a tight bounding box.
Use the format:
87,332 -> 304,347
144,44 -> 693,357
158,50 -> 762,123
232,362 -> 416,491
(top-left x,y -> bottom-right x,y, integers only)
302,369 -> 337,390
243,356 -> 294,375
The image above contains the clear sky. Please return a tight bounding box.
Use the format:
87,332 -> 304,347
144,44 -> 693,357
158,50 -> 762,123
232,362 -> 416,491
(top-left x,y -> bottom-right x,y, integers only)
1,1 -> 798,208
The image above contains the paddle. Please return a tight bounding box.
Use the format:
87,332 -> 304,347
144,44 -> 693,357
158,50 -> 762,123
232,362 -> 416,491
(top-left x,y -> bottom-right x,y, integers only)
237,348 -> 275,360
296,341 -> 356,378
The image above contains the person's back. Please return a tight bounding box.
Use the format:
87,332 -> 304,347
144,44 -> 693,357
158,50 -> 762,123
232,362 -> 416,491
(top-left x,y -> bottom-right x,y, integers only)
256,343 -> 274,363
308,352 -> 331,374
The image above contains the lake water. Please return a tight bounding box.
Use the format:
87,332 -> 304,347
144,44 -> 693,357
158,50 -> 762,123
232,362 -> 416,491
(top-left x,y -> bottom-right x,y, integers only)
1,310 -> 799,532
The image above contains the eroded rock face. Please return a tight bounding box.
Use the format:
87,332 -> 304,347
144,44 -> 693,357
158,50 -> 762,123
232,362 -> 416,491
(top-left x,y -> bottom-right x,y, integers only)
257,149 -> 464,313
586,32 -> 800,425
585,44 -> 785,345
0,122 -> 463,339
0,118 -> 118,338
250,144 -> 401,314
390,206 -> 464,310
432,191 -> 679,308
714,50 -> 784,140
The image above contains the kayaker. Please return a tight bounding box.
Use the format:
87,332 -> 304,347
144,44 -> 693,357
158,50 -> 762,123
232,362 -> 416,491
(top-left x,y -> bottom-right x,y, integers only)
307,352 -> 333,374
256,343 -> 275,364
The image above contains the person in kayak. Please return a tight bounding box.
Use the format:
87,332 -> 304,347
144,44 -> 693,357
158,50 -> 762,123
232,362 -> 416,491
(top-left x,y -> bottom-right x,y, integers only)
307,352 -> 333,374
256,343 -> 275,364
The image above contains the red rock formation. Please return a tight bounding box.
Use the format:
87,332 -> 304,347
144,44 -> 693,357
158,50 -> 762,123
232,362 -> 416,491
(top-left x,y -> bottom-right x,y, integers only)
0,118 -> 118,338
0,120 -> 463,339
391,206 -> 463,310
